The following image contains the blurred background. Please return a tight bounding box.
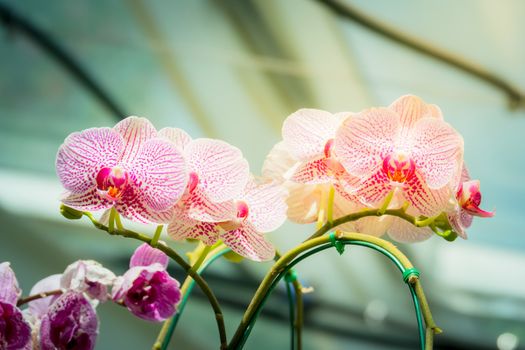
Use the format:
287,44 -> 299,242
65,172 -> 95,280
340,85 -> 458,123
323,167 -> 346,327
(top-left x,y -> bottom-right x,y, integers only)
1,0 -> 524,349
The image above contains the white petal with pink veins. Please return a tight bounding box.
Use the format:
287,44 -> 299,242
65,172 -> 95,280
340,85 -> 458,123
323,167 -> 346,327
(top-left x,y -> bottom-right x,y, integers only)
353,167 -> 392,207
114,182 -> 174,224
403,171 -> 452,217
167,208 -> 220,245
282,109 -> 341,160
387,217 -> 433,243
158,127 -> 192,151
56,127 -> 123,193
61,189 -> 112,212
389,95 -> 442,135
220,223 -> 275,262
185,188 -> 236,222
114,116 -> 157,164
243,182 -> 287,233
335,108 -> 399,178
130,244 -> 169,269
408,118 -> 464,189
186,138 -> 249,202
262,141 -> 299,182
290,158 -> 334,184
129,138 -> 188,211
286,183 -> 321,224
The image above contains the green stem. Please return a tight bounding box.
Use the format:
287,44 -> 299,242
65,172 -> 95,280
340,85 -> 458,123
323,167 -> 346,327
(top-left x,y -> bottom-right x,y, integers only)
108,207 -> 116,233
151,225 -> 163,247
291,279 -> 304,350
379,190 -> 395,215
326,185 -> 335,224
153,242 -> 214,350
114,212 -> 124,230
81,212 -> 228,350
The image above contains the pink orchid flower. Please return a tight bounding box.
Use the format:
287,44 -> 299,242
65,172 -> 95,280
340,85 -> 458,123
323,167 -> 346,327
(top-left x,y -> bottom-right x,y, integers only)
448,167 -> 494,238
159,128 -> 249,222
168,179 -> 287,262
335,95 -> 464,218
56,117 -> 188,224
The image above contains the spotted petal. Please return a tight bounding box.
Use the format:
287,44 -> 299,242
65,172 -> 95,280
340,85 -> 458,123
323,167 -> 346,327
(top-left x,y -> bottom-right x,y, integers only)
185,188 -> 235,222
289,158 -> 333,184
186,138 -> 249,202
243,182 -> 287,233
389,95 -> 442,136
282,109 -> 342,160
158,127 -> 192,151
167,207 -> 220,245
114,116 -> 157,165
408,118 -> 464,189
220,224 -> 275,262
335,108 -> 399,178
388,217 -> 434,243
353,167 -> 392,207
129,138 -> 188,211
404,170 -> 452,217
262,141 -> 298,182
114,182 -> 174,224
61,189 -> 112,212
285,183 -> 321,224
0,262 -> 20,305
56,128 -> 123,193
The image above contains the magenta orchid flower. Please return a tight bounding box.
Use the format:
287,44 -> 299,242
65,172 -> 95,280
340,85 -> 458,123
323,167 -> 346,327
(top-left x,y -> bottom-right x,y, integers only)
112,244 -> 181,322
0,263 -> 32,350
61,260 -> 116,303
169,179 -> 287,262
56,117 -> 188,224
335,95 -> 464,218
39,292 -> 98,350
448,167 -> 494,238
159,128 -> 250,222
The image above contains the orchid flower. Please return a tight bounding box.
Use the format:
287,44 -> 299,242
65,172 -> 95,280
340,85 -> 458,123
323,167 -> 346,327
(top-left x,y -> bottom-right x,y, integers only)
159,128 -> 250,222
39,292 -> 98,350
56,117 -> 188,224
112,244 -> 181,322
169,179 -> 287,262
0,263 -> 32,350
335,95 -> 464,220
448,167 -> 494,238
61,260 -> 116,303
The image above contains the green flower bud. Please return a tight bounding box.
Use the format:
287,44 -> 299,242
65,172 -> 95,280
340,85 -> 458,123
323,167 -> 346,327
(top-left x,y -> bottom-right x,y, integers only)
60,204 -> 83,220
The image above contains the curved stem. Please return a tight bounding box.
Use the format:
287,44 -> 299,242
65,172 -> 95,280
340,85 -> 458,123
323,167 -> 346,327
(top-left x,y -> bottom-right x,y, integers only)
150,225 -> 163,247
291,279 -> 304,350
82,212 -> 228,350
228,232 -> 437,349
17,289 -> 63,306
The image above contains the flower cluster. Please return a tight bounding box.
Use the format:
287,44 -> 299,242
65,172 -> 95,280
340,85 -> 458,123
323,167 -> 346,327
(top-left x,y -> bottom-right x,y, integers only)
264,95 -> 493,241
0,244 -> 180,350
56,117 -> 287,262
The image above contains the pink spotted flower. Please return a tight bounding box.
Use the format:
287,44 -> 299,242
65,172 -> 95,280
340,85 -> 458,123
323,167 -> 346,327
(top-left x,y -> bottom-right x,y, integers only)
56,117 -> 188,224
335,95 -> 464,222
169,179 -> 287,262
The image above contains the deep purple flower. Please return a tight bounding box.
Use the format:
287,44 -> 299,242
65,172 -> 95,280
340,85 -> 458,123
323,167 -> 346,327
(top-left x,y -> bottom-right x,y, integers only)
0,301 -> 32,350
39,292 -> 98,350
112,264 -> 181,322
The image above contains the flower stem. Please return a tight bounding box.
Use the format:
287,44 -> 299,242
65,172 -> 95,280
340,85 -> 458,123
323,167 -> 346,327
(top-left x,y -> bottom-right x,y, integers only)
326,185 -> 335,224
153,242 -> 214,350
151,225 -> 163,247
81,211 -> 228,350
17,289 -> 63,306
108,207 -> 117,233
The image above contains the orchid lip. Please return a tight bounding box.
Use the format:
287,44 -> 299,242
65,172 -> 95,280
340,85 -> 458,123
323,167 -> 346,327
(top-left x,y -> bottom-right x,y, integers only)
96,166 -> 129,201
382,151 -> 415,184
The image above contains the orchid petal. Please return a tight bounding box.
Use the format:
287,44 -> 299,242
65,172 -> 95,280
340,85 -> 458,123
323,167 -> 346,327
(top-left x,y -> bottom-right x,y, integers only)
289,158 -> 333,184
0,301 -> 31,349
186,138 -> 249,202
262,141 -> 298,182
448,211 -> 470,239
28,274 -> 62,319
353,167 -> 392,207
167,208 -> 220,245
0,262 -> 21,305
389,95 -> 442,135
388,217 -> 433,243
404,170 -> 452,217
61,189 -> 112,212
61,260 -> 115,303
114,116 -> 157,164
409,118 -> 464,189
185,187 -> 236,222
128,138 -> 188,211
130,243 -> 169,269
355,215 -> 393,237
158,127 -> 192,151
220,224 -> 275,262
285,183 -> 321,224
114,182 -> 174,224
282,109 -> 342,161
335,108 -> 399,177
243,182 -> 287,233
56,128 -> 123,193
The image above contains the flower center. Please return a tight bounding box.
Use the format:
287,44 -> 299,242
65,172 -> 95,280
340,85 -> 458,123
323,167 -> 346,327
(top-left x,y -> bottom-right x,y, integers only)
236,200 -> 249,220
324,138 -> 335,159
96,167 -> 129,201
218,200 -> 249,232
382,151 -> 415,184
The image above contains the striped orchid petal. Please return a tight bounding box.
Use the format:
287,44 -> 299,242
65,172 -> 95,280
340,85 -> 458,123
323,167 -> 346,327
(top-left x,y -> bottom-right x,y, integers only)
389,95 -> 443,136
129,138 -> 188,211
403,170 -> 452,217
158,127 -> 192,151
167,209 -> 220,246
262,141 -> 300,182
186,138 -> 249,202
130,243 -> 169,269
61,189 -> 112,212
335,108 -> 399,178
56,128 -> 123,193
353,168 -> 392,207
285,183 -> 321,224
184,187 -> 235,222
408,118 -> 464,189
243,181 -> 287,233
388,217 -> 434,243
114,116 -> 157,165
114,182 -> 174,224
220,223 -> 275,262
282,109 -> 342,161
